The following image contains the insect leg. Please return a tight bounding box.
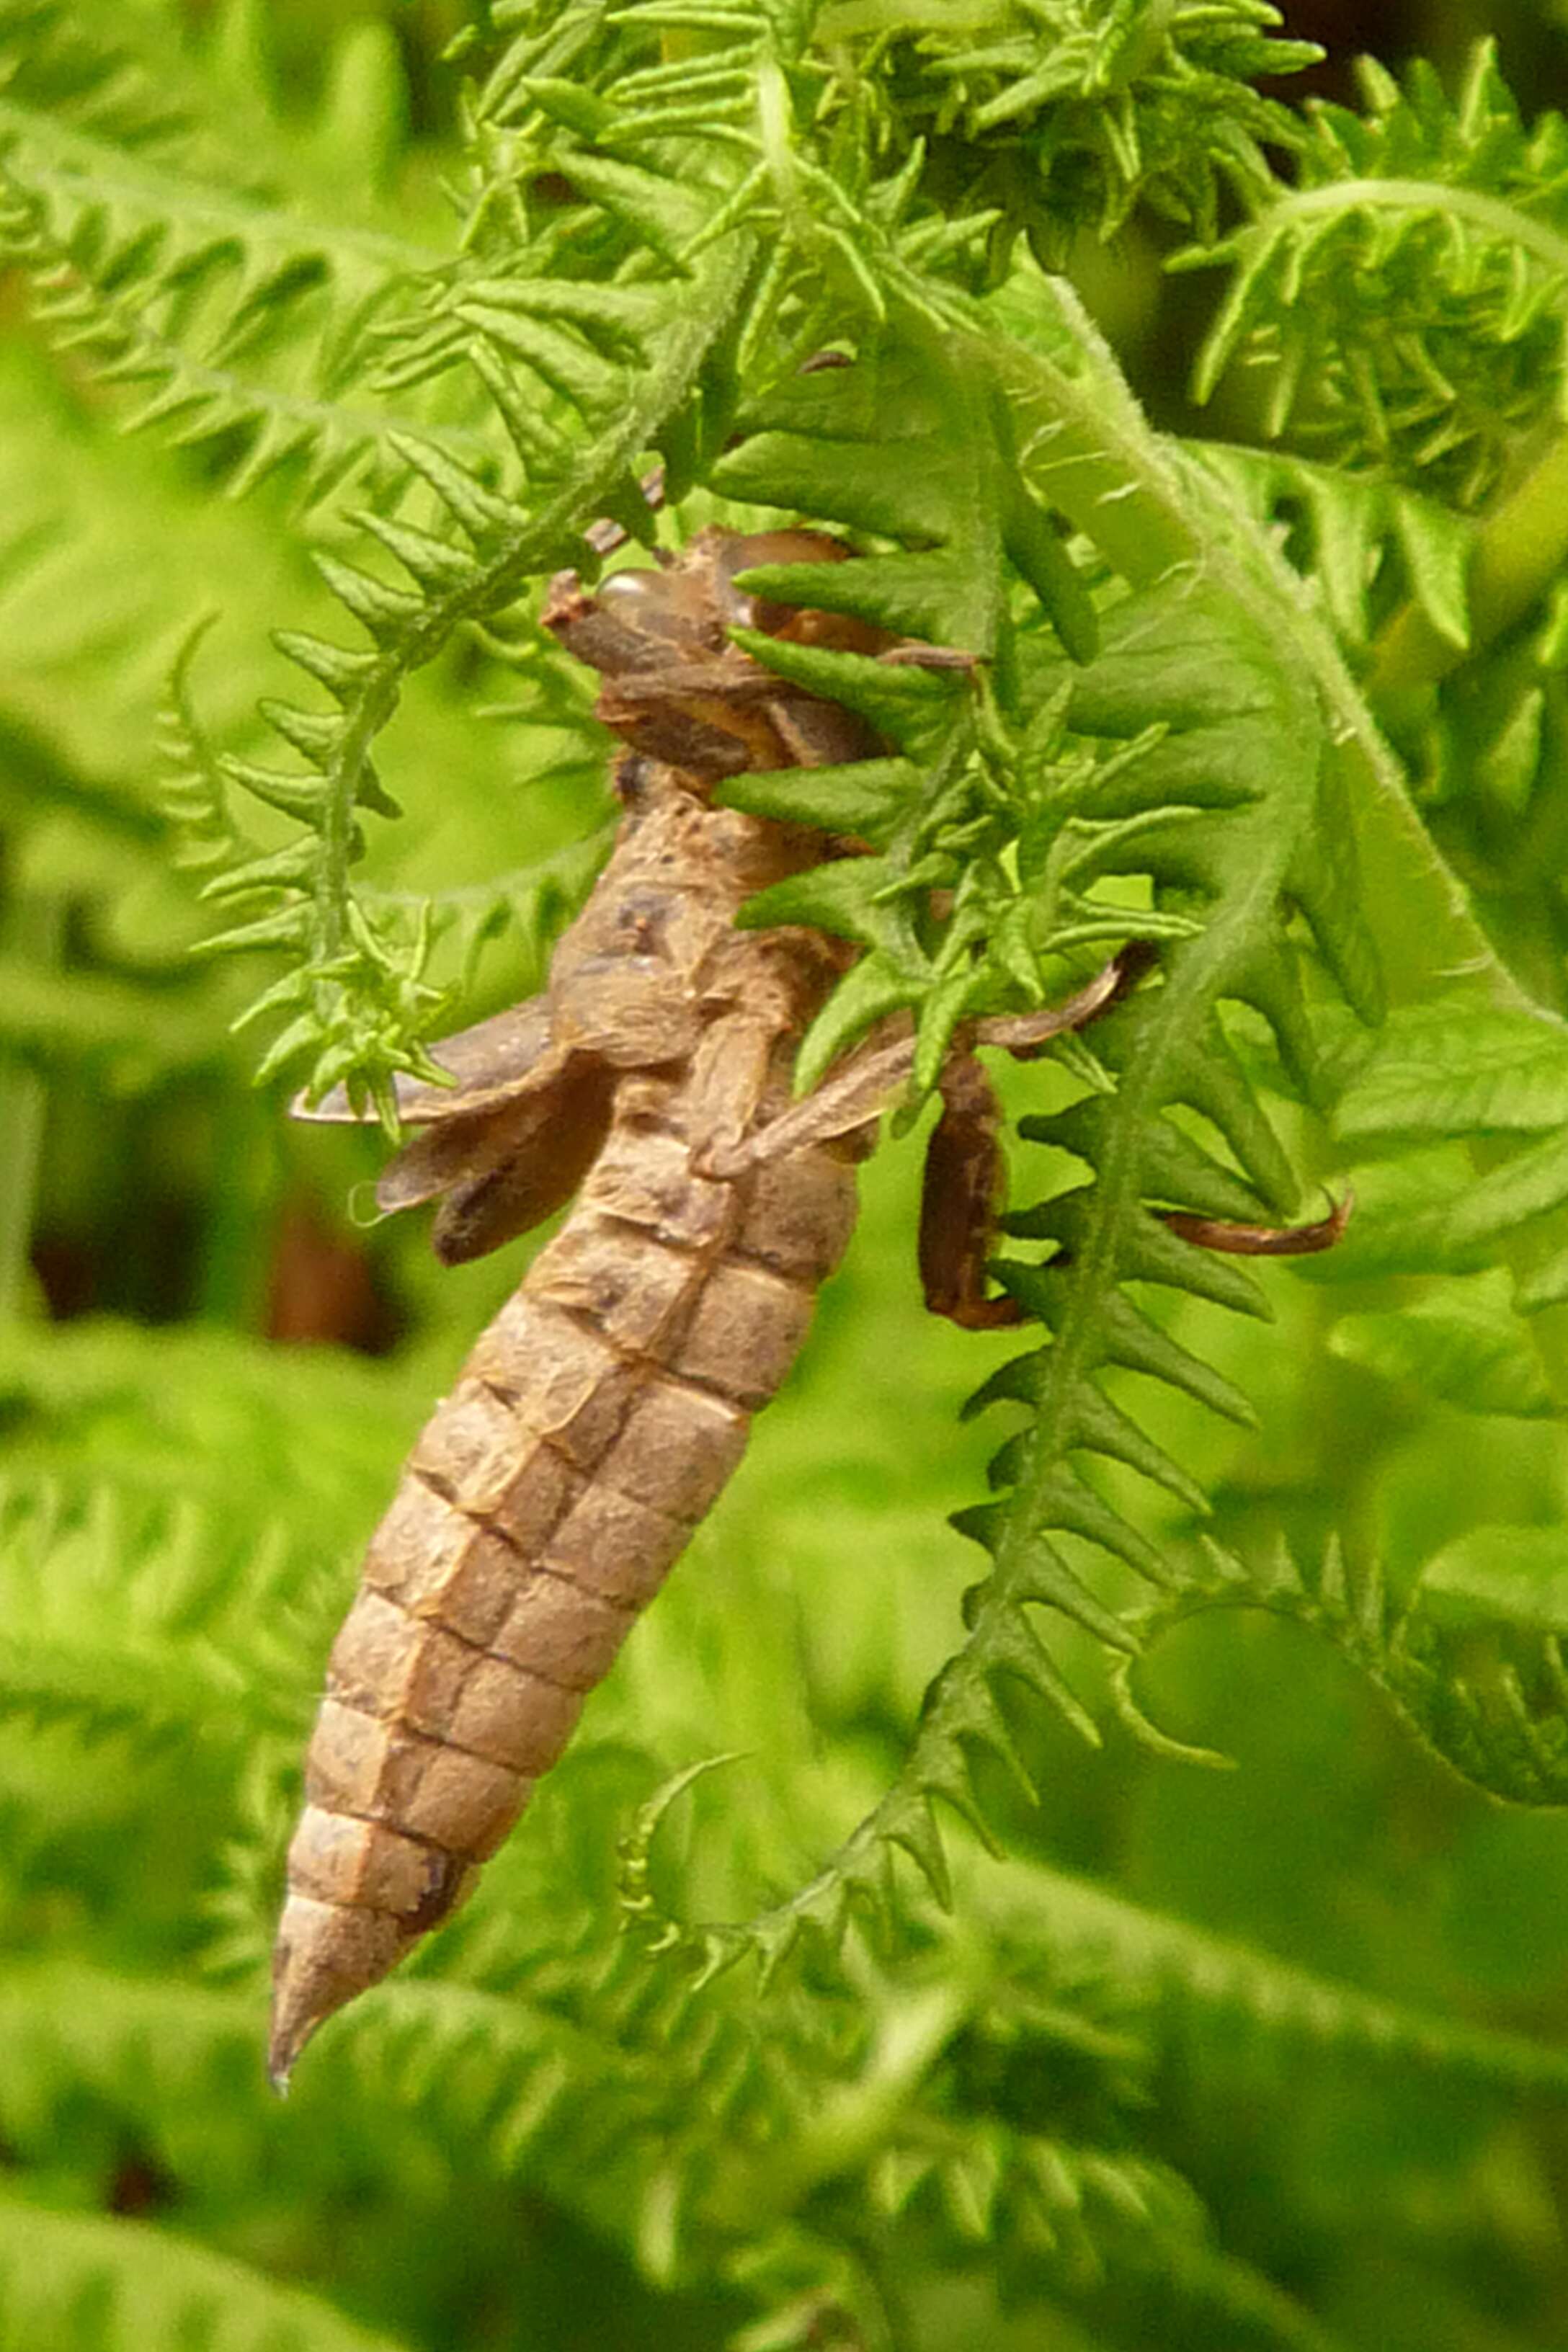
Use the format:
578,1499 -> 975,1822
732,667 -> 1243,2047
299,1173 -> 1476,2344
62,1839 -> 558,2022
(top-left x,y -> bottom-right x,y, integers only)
919,1053 -> 1023,1329
692,1020 -> 911,1177
705,948 -> 1144,1180
972,940 -> 1154,1056
1162,1190 -> 1353,1256
683,1007 -> 805,1170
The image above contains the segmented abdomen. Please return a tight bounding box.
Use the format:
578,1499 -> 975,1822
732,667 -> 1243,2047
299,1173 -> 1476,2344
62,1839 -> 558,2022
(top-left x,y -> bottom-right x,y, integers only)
268,1073 -> 859,2081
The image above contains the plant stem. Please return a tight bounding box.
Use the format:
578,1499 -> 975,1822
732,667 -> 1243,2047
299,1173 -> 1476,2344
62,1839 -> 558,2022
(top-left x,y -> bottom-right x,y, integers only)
979,267 -> 1554,1017
1368,429 -> 1568,698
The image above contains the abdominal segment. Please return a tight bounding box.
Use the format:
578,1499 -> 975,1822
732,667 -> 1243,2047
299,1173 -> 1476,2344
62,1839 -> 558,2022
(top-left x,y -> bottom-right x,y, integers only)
268,1076 -> 859,2084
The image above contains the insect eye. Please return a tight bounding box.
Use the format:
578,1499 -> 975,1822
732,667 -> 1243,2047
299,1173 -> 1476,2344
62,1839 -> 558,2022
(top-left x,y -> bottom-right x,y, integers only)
596,570 -> 653,605
597,565 -> 716,646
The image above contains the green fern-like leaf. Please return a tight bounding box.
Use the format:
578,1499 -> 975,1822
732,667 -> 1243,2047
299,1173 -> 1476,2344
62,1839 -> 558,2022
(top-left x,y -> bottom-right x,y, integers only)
0,0 -> 466,505
1190,444 -> 1475,651
212,224 -> 762,1109
988,1851 -> 1568,2100
0,1469 -> 330,1750
687,558 -> 1367,1964
1115,1533 -> 1568,1809
0,2193 -> 409,2352
808,0 -> 1321,252
1180,41 -> 1568,505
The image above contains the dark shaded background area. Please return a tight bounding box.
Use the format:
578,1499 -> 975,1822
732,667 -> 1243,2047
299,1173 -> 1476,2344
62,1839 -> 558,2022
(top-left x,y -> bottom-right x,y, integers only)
1280,0 -> 1568,100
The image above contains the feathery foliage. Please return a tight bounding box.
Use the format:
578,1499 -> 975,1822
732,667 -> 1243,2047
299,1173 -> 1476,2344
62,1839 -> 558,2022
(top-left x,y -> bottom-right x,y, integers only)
8,4 -> 1568,2350
1181,39 -> 1568,504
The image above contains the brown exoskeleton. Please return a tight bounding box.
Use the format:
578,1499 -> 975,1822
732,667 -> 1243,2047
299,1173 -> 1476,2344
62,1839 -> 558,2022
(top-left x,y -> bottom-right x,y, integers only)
267,525 -> 1238,2081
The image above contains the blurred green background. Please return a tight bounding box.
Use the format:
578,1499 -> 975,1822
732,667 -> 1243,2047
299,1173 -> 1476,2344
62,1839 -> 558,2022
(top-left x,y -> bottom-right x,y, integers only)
6,4 -> 1568,2351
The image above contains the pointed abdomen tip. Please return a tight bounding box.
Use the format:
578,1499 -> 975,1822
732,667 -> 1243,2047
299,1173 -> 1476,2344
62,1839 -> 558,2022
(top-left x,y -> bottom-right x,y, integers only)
268,1893 -> 409,2087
